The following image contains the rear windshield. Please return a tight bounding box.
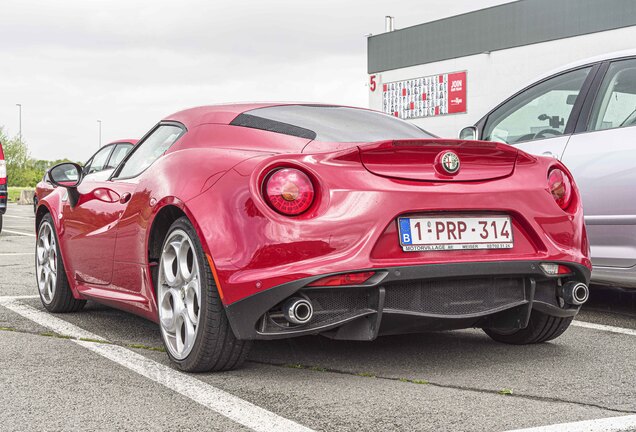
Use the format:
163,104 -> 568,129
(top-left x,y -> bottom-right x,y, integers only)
230,105 -> 435,142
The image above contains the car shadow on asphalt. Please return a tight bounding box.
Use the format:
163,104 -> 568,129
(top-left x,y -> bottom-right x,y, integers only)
15,296 -> 598,380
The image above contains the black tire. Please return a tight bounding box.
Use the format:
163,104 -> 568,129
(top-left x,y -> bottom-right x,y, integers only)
484,310 -> 573,344
0,215 -> 3,233
36,213 -> 86,313
160,217 -> 251,372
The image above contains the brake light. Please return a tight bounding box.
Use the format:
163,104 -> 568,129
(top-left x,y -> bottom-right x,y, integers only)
308,271 -> 375,287
548,168 -> 572,210
0,160 -> 6,179
264,168 -> 314,215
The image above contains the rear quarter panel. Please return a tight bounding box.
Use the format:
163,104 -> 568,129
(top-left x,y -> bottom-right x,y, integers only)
113,124 -> 311,266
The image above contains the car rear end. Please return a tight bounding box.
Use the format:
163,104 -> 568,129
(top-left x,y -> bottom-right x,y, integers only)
185,105 -> 591,342
0,142 -> 7,231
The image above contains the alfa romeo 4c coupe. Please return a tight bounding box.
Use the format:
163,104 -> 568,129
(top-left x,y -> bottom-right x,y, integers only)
36,104 -> 591,372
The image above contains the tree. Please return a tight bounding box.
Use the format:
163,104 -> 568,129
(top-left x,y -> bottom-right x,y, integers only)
0,126 -> 46,187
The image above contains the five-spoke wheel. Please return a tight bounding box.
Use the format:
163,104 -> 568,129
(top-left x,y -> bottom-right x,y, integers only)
158,229 -> 201,360
157,217 -> 251,372
36,221 -> 58,304
35,214 -> 86,313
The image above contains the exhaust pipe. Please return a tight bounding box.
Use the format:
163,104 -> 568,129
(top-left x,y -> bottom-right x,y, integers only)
560,282 -> 589,306
282,297 -> 313,325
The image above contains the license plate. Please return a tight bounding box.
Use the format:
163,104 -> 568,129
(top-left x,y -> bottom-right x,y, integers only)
398,215 -> 513,252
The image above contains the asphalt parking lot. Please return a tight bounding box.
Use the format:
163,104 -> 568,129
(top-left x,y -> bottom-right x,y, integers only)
1,202 -> 635,432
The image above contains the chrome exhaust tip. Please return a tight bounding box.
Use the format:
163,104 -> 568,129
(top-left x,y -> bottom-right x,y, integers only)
561,282 -> 589,306
282,297 -> 313,325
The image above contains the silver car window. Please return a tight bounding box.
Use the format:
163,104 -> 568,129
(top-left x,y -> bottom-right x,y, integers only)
588,59 -> 636,132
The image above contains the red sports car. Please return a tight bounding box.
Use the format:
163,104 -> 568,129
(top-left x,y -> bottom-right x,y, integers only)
37,104 -> 591,372
34,139 -> 137,212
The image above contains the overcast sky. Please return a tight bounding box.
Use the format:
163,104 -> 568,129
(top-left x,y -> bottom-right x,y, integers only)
0,0 -> 513,161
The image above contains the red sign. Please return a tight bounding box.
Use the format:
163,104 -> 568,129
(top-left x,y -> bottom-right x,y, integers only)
381,71 -> 467,120
447,72 -> 467,114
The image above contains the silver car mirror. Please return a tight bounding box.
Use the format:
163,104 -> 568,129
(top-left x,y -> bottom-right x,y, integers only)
459,126 -> 478,141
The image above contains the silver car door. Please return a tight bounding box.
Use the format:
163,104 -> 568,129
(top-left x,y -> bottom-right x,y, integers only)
562,58 -> 636,269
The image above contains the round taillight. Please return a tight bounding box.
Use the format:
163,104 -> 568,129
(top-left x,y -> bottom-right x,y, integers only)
264,168 -> 314,215
548,168 -> 572,210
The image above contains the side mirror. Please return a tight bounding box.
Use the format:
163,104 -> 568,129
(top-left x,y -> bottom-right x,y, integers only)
49,163 -> 83,206
49,162 -> 83,188
459,126 -> 478,141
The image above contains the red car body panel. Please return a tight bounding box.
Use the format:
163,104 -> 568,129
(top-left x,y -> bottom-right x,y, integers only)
37,104 -> 591,339
0,142 -> 5,186
0,142 -> 6,219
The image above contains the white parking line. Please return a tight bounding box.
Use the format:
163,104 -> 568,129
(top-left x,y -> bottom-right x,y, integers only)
572,320 -> 636,337
77,340 -> 315,432
3,214 -> 35,220
0,252 -> 35,256
1,229 -> 36,237
0,297 -> 315,432
505,414 -> 636,432
0,297 -> 107,341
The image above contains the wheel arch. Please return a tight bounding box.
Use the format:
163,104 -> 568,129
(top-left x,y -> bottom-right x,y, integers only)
147,204 -> 187,291
35,201 -> 54,230
146,200 -> 215,294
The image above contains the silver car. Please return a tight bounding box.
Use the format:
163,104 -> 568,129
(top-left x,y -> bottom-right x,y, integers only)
460,50 -> 636,288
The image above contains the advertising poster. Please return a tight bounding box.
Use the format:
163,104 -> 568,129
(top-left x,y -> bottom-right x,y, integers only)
382,71 -> 467,119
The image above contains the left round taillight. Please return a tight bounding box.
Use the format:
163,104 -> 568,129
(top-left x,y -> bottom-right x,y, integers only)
264,168 -> 315,215
548,168 -> 572,210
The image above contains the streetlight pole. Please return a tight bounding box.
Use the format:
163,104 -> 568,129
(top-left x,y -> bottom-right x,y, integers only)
97,120 -> 102,147
16,104 -> 22,143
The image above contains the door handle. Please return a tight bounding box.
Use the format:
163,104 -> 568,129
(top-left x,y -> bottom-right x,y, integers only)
120,192 -> 132,204
542,151 -> 557,158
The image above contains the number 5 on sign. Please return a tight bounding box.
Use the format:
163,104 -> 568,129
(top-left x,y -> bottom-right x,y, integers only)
369,75 -> 377,92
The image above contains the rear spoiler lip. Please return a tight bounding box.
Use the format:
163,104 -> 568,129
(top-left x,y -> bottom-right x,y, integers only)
357,138 -> 515,152
355,138 -> 523,183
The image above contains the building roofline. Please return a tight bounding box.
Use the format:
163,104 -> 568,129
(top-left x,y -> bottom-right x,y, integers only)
368,0 -> 636,74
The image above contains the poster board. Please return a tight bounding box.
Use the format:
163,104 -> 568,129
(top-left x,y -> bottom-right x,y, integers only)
381,71 -> 467,119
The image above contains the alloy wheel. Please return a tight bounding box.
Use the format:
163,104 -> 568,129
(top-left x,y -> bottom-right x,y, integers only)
158,229 -> 202,360
36,221 -> 57,304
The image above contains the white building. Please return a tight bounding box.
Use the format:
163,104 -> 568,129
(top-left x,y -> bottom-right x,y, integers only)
367,0 -> 636,138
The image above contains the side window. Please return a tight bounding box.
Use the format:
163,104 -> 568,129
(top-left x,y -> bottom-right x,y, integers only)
115,125 -> 184,179
85,146 -> 114,174
483,67 -> 591,144
588,59 -> 636,131
105,143 -> 133,169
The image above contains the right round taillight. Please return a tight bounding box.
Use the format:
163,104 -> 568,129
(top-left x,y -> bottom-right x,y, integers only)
548,168 -> 572,210
264,168 -> 315,215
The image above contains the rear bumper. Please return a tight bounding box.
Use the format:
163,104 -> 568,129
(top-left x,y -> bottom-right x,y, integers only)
224,260 -> 591,340
0,183 -> 7,214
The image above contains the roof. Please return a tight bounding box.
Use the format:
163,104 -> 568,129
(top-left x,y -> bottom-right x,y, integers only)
513,49 -> 636,94
367,0 -> 636,73
164,103 -> 358,129
164,103 -> 277,128
106,139 -> 138,146
541,48 -> 636,78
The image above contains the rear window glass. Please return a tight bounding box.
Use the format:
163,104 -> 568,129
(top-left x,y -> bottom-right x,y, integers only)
231,105 -> 434,142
